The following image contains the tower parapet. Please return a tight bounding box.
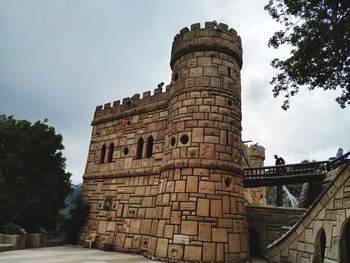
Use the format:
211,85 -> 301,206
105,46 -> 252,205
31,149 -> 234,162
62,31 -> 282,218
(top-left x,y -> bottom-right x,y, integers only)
170,22 -> 242,69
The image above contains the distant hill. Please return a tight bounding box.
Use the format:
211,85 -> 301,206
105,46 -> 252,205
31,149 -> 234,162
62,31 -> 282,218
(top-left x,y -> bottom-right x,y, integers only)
64,183 -> 82,212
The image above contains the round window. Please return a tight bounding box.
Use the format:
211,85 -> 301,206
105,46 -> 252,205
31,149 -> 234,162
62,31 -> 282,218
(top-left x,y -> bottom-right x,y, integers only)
180,134 -> 189,145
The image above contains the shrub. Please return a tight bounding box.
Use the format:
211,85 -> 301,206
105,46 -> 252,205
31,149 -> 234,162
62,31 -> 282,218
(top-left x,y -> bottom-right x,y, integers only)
2,222 -> 23,235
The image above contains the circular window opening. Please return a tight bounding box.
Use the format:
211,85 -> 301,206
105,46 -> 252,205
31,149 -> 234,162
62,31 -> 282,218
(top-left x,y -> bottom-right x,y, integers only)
260,195 -> 264,199
173,72 -> 179,82
180,134 -> 189,145
224,177 -> 232,187
227,99 -> 233,106
123,147 -> 129,156
143,240 -> 148,246
127,120 -> 131,126
170,137 -> 176,147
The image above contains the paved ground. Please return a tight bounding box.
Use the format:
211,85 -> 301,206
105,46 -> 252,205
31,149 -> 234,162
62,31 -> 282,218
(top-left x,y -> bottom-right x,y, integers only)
0,246 -> 269,263
0,246 -> 155,263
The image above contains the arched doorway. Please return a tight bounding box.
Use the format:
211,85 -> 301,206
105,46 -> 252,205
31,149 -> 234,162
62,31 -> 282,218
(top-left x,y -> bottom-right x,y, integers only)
340,218 -> 350,263
248,227 -> 261,258
313,228 -> 326,263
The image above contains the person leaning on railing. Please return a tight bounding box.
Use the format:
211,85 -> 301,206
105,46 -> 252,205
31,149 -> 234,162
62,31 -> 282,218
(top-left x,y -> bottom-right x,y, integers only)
274,155 -> 286,176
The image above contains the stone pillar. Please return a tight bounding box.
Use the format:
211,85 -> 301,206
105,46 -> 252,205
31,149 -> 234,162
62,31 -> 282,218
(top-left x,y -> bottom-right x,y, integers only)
148,22 -> 248,262
246,145 -> 267,205
246,145 -> 265,168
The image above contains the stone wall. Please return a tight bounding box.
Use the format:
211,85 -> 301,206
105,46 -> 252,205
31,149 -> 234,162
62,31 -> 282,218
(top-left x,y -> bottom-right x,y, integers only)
81,21 -> 249,263
268,163 -> 350,263
246,205 -> 306,257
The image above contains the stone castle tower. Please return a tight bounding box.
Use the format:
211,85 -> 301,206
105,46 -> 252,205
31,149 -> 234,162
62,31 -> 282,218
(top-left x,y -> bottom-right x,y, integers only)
81,22 -> 248,262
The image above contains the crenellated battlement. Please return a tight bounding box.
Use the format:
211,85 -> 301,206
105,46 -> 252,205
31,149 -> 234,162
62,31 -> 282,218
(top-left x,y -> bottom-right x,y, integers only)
93,84 -> 171,124
170,21 -> 243,69
174,21 -> 239,40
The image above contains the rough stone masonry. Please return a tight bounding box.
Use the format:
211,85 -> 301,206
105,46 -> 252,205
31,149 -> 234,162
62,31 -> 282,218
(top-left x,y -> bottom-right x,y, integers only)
80,21 -> 262,263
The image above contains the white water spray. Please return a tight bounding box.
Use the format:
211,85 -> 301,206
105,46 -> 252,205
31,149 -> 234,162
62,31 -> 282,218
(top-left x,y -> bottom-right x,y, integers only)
282,185 -> 299,208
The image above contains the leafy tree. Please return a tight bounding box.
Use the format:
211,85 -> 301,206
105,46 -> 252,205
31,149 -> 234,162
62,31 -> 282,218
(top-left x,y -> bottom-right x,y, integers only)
0,115 -> 72,230
265,0 -> 350,110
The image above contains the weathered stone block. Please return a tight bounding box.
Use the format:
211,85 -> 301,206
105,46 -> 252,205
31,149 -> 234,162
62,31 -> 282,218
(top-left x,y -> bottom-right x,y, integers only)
184,245 -> 202,261
181,221 -> 198,235
212,228 -> 227,242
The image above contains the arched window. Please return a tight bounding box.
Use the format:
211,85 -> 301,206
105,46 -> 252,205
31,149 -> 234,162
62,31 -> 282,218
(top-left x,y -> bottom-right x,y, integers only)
340,219 -> 350,263
146,136 -> 154,158
313,228 -> 326,263
136,138 -> 144,159
100,144 -> 106,163
107,143 -> 114,162
248,227 -> 261,258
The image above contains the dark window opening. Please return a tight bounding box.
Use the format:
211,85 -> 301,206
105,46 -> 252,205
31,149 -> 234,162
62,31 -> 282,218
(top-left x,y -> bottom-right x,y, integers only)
313,228 -> 326,263
173,72 -> 179,82
100,144 -> 106,163
170,137 -> 176,147
123,147 -> 129,156
340,219 -> 350,263
248,227 -> 261,258
180,134 -> 189,145
146,136 -> 154,158
228,67 -> 232,77
136,138 -> 144,159
107,143 -> 114,162
224,176 -> 232,188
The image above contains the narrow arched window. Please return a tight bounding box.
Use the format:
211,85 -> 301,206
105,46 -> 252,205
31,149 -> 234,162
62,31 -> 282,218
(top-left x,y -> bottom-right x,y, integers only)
313,228 -> 326,263
100,144 -> 106,163
340,219 -> 350,263
146,136 -> 154,158
107,143 -> 114,162
136,138 -> 144,159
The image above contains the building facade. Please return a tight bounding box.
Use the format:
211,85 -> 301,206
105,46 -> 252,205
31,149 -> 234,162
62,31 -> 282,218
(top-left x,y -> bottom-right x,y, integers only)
80,21 -> 263,262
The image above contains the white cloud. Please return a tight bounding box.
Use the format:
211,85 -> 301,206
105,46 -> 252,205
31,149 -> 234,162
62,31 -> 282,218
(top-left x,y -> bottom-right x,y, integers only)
0,0 -> 348,184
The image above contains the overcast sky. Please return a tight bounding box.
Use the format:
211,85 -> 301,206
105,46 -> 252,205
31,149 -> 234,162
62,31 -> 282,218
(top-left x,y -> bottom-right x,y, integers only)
1,0 -> 349,184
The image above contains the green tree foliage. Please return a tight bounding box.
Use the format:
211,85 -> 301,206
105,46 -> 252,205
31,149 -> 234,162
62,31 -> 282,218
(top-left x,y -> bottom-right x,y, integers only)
286,183 -> 302,198
0,115 -> 72,230
265,0 -> 350,110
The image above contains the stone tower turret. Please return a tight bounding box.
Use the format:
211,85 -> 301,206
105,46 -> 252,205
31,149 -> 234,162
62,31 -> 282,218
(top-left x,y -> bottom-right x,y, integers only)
150,22 -> 248,262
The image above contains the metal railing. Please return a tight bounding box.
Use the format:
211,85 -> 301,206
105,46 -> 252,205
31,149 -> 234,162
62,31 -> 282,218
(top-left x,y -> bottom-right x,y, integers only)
244,161 -> 329,179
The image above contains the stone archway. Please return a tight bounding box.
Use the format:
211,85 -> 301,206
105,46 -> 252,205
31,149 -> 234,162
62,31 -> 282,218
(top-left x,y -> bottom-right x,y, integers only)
313,228 -> 326,263
340,218 -> 350,263
248,227 -> 261,258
